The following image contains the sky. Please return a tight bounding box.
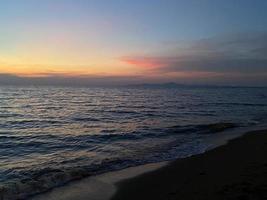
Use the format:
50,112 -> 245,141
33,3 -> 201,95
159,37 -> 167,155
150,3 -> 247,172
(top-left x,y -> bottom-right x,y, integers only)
0,0 -> 267,86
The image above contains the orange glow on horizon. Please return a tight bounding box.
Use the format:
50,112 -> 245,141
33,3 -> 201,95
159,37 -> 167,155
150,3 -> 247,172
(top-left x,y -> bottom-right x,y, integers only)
121,57 -> 166,68
0,60 -> 146,78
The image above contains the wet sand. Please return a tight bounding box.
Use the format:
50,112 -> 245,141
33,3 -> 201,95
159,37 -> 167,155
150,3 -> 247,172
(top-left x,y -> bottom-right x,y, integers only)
30,129 -> 267,200
30,162 -> 166,200
112,130 -> 267,200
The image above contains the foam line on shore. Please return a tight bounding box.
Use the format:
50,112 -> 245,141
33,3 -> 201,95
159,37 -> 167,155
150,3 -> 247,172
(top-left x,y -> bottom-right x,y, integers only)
29,125 -> 267,200
30,162 -> 167,200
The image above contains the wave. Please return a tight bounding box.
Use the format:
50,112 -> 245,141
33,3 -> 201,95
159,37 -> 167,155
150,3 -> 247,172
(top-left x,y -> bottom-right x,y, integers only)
0,158 -> 138,200
0,114 -> 23,118
1,86 -> 266,200
196,122 -> 238,134
58,122 -> 239,143
0,122 -> 239,150
0,121 -> 239,200
207,102 -> 267,107
106,110 -> 140,115
0,136 -> 209,200
0,119 -> 64,130
72,117 -> 100,122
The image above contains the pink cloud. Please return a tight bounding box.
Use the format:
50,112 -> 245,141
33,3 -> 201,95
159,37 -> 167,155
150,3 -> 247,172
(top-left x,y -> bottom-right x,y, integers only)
121,56 -> 172,68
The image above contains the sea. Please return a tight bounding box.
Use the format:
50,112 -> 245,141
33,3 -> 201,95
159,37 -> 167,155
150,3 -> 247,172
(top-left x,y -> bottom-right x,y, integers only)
1,85 -> 267,199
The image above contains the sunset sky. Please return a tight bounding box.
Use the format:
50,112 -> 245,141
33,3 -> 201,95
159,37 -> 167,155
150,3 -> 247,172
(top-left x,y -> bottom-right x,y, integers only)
1,0 -> 267,86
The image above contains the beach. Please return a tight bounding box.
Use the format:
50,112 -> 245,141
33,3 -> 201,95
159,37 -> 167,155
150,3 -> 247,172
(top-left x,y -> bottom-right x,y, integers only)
30,129 -> 267,200
112,129 -> 267,200
3,86 -> 267,200
1,1 -> 267,199
30,162 -> 167,200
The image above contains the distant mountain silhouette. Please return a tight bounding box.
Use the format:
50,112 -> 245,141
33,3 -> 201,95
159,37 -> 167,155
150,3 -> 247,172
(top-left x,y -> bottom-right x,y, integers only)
126,82 -> 186,88
125,82 -> 264,89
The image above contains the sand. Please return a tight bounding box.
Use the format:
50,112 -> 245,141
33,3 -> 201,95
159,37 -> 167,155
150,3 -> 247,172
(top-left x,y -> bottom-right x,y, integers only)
31,129 -> 267,200
112,130 -> 267,200
30,162 -> 166,200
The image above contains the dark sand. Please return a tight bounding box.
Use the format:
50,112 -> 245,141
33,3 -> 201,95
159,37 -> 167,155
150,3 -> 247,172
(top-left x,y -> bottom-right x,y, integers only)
112,130 -> 267,200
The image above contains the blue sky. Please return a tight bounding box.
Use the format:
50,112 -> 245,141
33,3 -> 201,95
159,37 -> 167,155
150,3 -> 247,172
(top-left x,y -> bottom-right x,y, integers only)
2,0 -> 267,40
0,0 -> 267,86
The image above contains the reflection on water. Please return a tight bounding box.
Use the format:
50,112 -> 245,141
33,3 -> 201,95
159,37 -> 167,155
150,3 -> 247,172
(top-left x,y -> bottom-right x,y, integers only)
0,86 -> 267,199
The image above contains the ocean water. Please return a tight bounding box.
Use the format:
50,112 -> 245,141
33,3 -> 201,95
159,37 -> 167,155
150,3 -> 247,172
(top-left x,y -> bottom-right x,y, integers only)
1,85 -> 267,199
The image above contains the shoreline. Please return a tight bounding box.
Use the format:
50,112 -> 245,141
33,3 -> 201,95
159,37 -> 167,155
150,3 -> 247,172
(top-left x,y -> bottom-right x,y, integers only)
30,162 -> 167,200
30,128 -> 267,200
112,129 -> 267,200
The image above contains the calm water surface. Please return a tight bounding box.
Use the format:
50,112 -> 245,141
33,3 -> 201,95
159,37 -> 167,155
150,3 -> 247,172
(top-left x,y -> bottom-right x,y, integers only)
1,86 -> 267,199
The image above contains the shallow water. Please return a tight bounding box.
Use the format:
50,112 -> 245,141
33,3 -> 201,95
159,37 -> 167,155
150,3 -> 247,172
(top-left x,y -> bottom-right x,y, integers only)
1,85 -> 267,199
